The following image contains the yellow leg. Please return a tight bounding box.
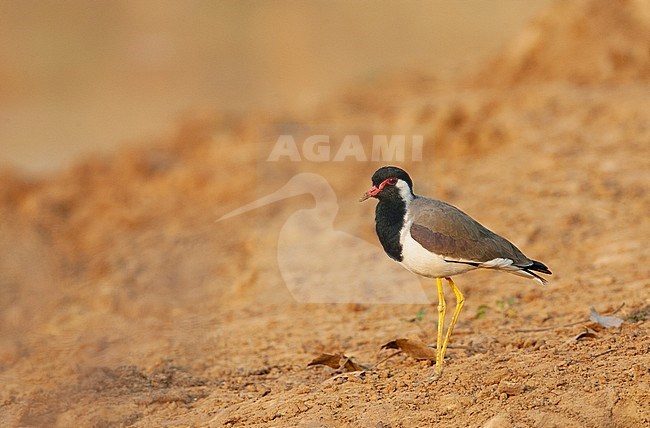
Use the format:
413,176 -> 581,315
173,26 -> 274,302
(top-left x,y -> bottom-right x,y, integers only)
435,277 -> 446,374
439,277 -> 465,366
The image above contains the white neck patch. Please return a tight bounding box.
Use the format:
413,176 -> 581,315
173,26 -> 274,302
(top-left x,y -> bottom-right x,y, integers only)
395,179 -> 414,206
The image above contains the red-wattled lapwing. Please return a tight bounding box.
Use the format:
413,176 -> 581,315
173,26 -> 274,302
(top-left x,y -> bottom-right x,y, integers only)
360,166 -> 551,376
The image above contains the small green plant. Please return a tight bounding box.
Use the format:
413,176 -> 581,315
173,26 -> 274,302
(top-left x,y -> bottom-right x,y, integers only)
495,297 -> 517,317
627,305 -> 650,322
475,305 -> 489,319
406,307 -> 427,323
475,298 -> 518,319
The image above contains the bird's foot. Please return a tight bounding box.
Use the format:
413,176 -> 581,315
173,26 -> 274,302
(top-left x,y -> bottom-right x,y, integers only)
428,368 -> 444,383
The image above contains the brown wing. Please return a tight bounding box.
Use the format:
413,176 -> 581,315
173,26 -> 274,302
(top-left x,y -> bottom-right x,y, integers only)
409,198 -> 532,266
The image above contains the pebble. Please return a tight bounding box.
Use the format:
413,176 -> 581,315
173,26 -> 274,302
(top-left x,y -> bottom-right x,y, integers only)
497,380 -> 524,396
483,413 -> 512,428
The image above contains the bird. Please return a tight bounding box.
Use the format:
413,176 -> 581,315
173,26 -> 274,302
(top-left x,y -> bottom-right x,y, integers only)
360,166 -> 551,376
219,173 -> 429,304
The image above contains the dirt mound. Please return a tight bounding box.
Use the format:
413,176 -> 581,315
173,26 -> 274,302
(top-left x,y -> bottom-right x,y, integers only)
473,0 -> 650,85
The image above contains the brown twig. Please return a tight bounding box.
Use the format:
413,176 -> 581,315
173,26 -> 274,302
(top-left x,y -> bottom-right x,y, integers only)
427,344 -> 487,352
514,303 -> 625,333
514,319 -> 585,333
591,348 -> 616,359
370,342 -> 486,370
370,350 -> 402,369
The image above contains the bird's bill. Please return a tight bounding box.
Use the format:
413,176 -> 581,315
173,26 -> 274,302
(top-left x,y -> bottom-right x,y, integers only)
218,180 -> 298,221
359,185 -> 381,202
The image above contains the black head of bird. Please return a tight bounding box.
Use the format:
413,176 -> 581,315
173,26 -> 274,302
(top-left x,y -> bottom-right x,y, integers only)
360,166 -> 414,202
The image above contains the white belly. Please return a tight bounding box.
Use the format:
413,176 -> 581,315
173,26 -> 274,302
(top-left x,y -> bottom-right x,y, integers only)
399,223 -> 476,279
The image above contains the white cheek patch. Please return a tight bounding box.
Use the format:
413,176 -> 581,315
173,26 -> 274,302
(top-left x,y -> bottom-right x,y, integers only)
395,179 -> 414,205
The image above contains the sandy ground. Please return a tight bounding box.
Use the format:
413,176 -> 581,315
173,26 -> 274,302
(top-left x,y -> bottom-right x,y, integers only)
1,1 -> 649,427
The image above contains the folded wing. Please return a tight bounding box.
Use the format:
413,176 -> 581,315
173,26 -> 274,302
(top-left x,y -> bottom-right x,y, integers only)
409,198 -> 550,283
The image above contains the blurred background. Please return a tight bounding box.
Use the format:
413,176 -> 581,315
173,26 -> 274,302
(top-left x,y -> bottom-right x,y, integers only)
2,1 -> 650,426
0,0 -> 549,173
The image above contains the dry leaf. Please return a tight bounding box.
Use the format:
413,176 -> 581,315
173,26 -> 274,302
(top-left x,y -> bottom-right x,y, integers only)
589,307 -> 624,328
308,353 -> 344,369
341,357 -> 365,372
308,353 -> 368,372
382,338 -> 436,361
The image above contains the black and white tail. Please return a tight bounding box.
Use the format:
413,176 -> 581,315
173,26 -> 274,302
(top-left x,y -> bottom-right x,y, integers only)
519,260 -> 552,284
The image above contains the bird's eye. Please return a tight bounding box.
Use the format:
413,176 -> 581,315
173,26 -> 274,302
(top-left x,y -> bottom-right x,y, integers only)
387,177 -> 398,185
